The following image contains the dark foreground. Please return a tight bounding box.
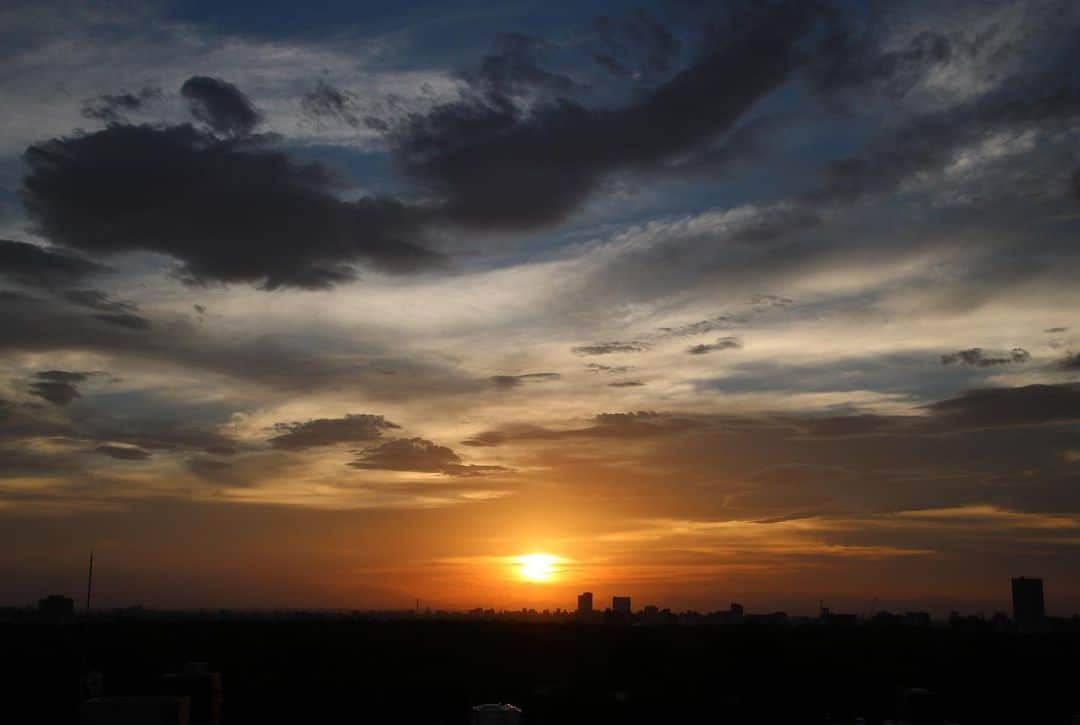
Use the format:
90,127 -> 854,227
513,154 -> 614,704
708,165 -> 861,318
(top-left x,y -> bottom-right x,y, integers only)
8,617 -> 1080,724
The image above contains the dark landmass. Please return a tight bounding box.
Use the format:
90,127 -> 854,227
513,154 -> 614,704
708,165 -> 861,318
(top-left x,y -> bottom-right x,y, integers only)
6,614 -> 1080,724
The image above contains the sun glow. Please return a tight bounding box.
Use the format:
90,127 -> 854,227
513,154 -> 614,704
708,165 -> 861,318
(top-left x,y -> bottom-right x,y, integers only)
515,553 -> 562,583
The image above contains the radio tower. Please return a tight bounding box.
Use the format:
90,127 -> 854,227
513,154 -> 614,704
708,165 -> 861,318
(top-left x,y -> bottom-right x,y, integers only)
85,548 -> 94,615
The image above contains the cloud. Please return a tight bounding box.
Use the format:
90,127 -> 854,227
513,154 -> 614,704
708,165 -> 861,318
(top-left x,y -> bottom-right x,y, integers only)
94,444 -> 152,461
388,2 -> 825,229
590,9 -> 682,73
940,347 -> 1030,367
21,123 -> 445,289
812,24 -> 968,100
461,33 -> 585,101
572,341 -> 651,356
91,312 -> 152,331
1057,353 -> 1080,370
350,437 -> 506,476
62,289 -> 131,312
810,84 -> 1080,203
609,381 -> 645,387
34,370 -> 92,383
1045,327 -> 1069,333
180,76 -> 261,137
268,414 -> 399,449
488,372 -> 561,389
63,289 -> 152,330
687,336 -> 742,355
301,81 -> 361,128
925,383 -> 1080,428
586,363 -> 632,374
0,239 -> 106,288
26,369 -> 97,406
462,411 -> 708,446
28,380 -> 81,405
185,457 -> 232,479
81,86 -> 162,123
592,53 -> 632,78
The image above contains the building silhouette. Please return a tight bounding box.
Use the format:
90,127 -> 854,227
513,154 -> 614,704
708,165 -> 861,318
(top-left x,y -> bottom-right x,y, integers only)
576,592 -> 593,615
471,703 -> 522,725
161,662 -> 222,725
612,596 -> 631,615
38,594 -> 74,622
1011,576 -> 1045,631
81,696 -> 190,725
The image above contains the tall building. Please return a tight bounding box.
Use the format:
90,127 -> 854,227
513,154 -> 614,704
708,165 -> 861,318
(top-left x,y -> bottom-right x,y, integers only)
1011,576 -> 1045,631
576,591 -> 593,615
612,596 -> 631,615
38,594 -> 74,622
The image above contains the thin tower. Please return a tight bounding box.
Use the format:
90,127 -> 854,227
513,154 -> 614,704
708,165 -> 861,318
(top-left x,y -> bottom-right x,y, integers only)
85,548 -> 94,615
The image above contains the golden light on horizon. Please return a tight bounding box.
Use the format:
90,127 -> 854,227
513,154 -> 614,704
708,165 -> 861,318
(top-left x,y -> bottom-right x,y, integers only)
514,553 -> 563,583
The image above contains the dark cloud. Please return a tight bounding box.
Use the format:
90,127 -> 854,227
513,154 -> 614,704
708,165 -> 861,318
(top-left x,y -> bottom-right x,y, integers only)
301,81 -> 361,128
586,363 -> 632,374
812,24 -> 969,100
572,341 -> 650,356
34,370 -> 91,383
925,383 -> 1080,428
62,289 -> 152,330
185,457 -> 232,479
94,444 -> 151,461
63,288 -> 128,312
1057,353 -> 1080,370
0,239 -> 106,288
268,414 -> 399,449
811,85 -> 1080,203
180,76 -> 261,137
488,372 -> 561,389
21,124 -> 445,289
687,336 -> 742,355
608,381 -> 645,387
1071,167 -> 1080,200
941,347 -> 1030,367
657,297 -> 794,338
25,369 -> 104,406
1045,327 -> 1069,333
81,86 -> 162,123
389,2 -> 824,229
591,9 -> 682,73
462,410 -> 708,447
28,369 -> 96,404
592,53 -> 632,78
92,312 -> 152,331
462,33 -> 585,101
349,437 -> 506,476
28,380 -> 80,405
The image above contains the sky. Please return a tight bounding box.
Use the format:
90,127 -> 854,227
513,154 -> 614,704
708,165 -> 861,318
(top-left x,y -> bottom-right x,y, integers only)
2,0 -> 1080,616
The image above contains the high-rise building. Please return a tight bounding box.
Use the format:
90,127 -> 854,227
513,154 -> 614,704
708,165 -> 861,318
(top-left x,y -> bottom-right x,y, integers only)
576,591 -> 593,615
38,594 -> 74,622
612,596 -> 631,615
1011,576 -> 1045,631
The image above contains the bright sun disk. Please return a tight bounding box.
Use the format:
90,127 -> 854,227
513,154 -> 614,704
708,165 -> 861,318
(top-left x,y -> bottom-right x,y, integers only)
516,553 -> 561,582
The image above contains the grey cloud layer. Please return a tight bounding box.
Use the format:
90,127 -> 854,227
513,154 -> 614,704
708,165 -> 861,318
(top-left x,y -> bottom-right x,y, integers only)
22,122 -> 444,289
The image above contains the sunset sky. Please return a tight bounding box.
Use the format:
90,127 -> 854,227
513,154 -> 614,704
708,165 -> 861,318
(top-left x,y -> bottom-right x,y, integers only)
3,0 -> 1080,615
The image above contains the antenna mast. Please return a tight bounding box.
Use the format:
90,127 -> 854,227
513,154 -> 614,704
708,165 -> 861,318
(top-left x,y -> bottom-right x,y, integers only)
85,548 -> 94,615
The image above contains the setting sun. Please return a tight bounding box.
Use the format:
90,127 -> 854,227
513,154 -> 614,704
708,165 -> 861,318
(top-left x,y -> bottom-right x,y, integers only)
515,553 -> 563,583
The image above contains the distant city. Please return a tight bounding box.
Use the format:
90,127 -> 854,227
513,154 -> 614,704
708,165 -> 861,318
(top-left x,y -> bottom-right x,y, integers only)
15,576 -> 1074,634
